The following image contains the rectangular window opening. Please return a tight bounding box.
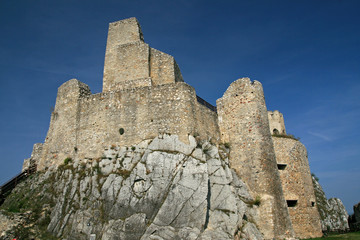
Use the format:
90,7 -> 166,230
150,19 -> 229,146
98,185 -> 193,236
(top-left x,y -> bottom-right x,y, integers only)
286,200 -> 298,207
311,201 -> 315,207
277,164 -> 287,170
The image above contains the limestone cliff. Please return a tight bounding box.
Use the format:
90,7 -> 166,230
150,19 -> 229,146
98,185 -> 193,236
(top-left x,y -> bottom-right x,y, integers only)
312,176 -> 349,232
1,135 -> 264,240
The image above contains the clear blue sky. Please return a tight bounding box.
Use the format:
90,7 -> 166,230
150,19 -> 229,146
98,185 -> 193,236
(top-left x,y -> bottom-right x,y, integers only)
0,0 -> 359,214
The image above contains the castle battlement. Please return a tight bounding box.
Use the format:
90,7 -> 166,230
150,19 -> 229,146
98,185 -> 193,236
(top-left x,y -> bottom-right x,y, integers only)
25,17 -> 322,239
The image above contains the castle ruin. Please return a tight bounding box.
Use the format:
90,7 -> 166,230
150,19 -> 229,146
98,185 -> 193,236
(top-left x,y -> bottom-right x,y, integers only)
24,17 -> 323,239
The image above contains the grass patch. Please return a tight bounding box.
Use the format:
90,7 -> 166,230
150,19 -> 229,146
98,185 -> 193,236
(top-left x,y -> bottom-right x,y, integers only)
247,196 -> 261,207
305,231 -> 360,240
272,133 -> 300,141
0,173 -> 58,239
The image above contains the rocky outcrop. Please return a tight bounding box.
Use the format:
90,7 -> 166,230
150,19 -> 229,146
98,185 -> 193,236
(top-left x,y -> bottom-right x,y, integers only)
349,202 -> 360,231
1,135 -> 264,240
312,176 -> 349,232
0,211 -> 24,239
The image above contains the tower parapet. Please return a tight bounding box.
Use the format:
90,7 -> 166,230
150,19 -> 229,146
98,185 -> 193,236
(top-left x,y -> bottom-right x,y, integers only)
217,78 -> 295,239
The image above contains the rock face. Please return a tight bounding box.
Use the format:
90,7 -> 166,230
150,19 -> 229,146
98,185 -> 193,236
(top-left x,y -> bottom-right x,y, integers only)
0,211 -> 24,239
312,176 -> 349,232
349,202 -> 360,231
1,135 -> 264,240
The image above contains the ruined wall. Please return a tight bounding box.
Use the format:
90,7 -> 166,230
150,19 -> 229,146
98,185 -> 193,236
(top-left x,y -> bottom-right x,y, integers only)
217,78 -> 294,239
268,110 -> 286,135
37,81 -> 219,170
273,137 -> 323,239
22,143 -> 43,171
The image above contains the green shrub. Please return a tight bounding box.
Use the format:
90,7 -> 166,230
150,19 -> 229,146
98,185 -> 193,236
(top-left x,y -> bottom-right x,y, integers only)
64,157 -> 72,165
254,196 -> 261,206
248,196 -> 261,207
311,173 -> 319,182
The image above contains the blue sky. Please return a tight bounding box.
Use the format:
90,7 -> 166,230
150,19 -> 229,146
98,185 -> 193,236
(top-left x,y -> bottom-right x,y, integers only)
0,0 -> 359,214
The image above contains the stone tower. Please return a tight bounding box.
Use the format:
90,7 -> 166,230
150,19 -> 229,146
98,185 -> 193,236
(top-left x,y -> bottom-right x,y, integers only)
103,17 -> 184,92
271,111 -> 322,238
38,79 -> 91,168
217,78 -> 295,239
268,110 -> 286,135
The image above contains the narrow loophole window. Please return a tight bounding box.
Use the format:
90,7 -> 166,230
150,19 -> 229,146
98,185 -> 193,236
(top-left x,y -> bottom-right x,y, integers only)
287,200 -> 298,207
277,164 -> 287,170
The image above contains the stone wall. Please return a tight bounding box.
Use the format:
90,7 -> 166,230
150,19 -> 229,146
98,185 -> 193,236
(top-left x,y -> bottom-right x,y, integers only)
268,110 -> 286,135
37,81 -> 219,170
273,137 -> 322,238
217,78 -> 294,239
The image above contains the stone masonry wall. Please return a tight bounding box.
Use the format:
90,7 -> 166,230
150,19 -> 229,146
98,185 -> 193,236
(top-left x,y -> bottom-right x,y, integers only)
38,79 -> 91,170
273,137 -> 323,239
268,110 -> 286,135
37,81 -> 219,170
217,78 -> 294,239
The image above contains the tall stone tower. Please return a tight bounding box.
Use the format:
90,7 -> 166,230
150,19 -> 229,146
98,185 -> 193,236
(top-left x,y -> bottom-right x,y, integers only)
217,78 -> 295,239
103,17 -> 184,92
268,110 -> 286,135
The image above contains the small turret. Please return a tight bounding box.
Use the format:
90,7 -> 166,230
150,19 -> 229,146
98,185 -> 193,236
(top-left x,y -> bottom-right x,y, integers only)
268,110 -> 286,135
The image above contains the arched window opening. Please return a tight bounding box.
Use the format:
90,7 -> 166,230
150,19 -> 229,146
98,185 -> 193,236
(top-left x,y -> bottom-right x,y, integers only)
273,129 -> 279,135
